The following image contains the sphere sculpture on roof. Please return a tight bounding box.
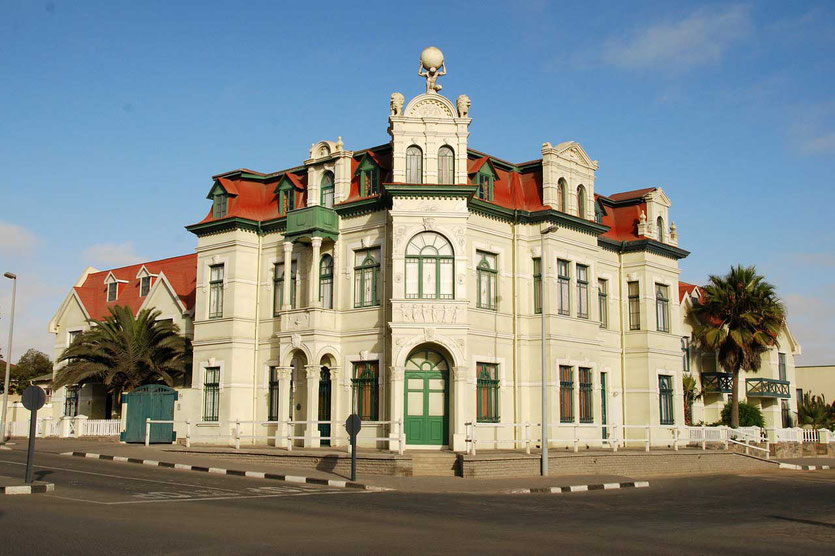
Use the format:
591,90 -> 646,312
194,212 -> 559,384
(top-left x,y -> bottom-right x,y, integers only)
419,47 -> 446,94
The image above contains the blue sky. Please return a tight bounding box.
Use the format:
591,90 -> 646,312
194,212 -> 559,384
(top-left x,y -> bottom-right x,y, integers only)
1,0 -> 833,364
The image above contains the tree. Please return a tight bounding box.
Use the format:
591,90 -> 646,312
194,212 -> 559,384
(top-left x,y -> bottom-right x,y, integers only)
53,306 -> 190,398
720,400 -> 765,428
682,374 -> 702,426
11,349 -> 52,394
687,265 -> 786,428
796,393 -> 834,431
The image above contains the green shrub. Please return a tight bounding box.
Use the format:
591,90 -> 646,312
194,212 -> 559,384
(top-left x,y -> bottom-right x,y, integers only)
720,400 -> 765,428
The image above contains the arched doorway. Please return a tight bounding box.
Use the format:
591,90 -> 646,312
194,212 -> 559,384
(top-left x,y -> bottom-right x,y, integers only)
405,347 -> 450,446
318,356 -> 333,446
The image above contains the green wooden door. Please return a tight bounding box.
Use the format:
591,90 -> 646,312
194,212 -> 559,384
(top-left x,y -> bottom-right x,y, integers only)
121,385 -> 178,443
404,349 -> 449,446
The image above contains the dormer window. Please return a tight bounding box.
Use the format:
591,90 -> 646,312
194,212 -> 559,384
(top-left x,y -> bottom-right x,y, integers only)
212,192 -> 228,218
577,185 -> 587,219
406,146 -> 423,184
657,216 -> 665,242
438,146 -> 455,183
356,154 -> 380,197
472,160 -> 496,201
276,178 -> 296,215
140,275 -> 151,297
107,282 -> 118,302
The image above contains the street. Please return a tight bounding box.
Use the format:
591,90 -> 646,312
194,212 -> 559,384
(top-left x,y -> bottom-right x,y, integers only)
0,449 -> 833,554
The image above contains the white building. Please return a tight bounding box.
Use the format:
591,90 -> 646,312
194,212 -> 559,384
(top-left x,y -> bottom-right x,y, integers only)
48,49 -> 802,449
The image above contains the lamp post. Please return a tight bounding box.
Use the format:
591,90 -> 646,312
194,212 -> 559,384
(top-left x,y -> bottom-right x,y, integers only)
1,272 -> 17,443
539,225 -> 558,476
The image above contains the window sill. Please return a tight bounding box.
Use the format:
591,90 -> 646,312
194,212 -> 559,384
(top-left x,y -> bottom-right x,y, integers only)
197,422 -> 220,427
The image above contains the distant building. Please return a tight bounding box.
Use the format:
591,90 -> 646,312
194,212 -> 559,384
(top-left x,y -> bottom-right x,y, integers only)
795,365 -> 835,404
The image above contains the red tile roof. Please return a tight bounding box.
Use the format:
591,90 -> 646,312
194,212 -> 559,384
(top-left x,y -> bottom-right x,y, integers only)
678,281 -> 703,303
606,188 -> 656,202
74,254 -> 197,320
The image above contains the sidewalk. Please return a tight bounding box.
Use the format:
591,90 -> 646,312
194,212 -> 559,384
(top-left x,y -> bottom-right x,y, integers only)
11,438 -> 648,494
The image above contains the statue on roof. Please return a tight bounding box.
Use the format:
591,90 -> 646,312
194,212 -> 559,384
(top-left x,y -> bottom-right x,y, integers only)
419,47 -> 446,94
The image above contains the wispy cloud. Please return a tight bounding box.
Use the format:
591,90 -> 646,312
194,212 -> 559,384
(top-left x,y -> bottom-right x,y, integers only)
789,101 -> 835,156
0,221 -> 39,256
784,286 -> 835,366
601,5 -> 753,71
81,242 -> 144,268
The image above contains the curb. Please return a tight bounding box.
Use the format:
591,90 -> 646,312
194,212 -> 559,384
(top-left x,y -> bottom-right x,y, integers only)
509,481 -> 649,494
60,452 -> 388,491
778,463 -> 831,471
0,483 -> 55,495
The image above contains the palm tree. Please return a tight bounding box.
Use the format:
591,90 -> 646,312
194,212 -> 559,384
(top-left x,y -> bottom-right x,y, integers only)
687,265 -> 785,428
682,374 -> 702,425
797,393 -> 834,431
54,306 -> 190,401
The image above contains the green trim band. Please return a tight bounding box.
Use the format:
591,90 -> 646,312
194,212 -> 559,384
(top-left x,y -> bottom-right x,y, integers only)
384,183 -> 479,199
598,237 -> 690,260
185,217 -> 261,237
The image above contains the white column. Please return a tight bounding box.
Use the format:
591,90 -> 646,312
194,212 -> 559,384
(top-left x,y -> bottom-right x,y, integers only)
276,367 -> 292,448
281,241 -> 293,310
304,365 -> 321,447
329,367 -> 342,447
452,365 -> 470,452
389,365 -> 405,451
309,237 -> 322,308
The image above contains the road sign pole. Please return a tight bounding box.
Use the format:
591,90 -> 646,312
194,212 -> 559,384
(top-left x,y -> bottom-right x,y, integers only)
350,433 -> 356,482
25,405 -> 37,483
345,414 -> 362,483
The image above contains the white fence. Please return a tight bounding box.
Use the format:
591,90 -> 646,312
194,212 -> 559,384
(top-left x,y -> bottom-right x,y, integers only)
7,417 -> 121,438
83,419 -> 122,436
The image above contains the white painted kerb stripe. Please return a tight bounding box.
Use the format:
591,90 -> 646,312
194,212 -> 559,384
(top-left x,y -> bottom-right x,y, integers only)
634,481 -> 650,488
602,483 -> 620,490
84,453 -> 100,459
568,485 -> 588,492
174,463 -> 192,470
284,475 -> 306,483
208,467 -> 227,474
113,456 -> 129,463
4,486 -> 31,495
245,471 -> 266,479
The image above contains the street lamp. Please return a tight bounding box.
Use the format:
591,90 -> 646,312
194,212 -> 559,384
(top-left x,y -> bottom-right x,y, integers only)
1,272 -> 17,443
539,225 -> 557,476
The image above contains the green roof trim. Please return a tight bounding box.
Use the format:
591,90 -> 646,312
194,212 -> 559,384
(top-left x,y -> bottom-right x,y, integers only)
185,217 -> 260,237
468,199 -> 609,236
333,196 -> 387,218
598,237 -> 690,260
384,183 -> 479,199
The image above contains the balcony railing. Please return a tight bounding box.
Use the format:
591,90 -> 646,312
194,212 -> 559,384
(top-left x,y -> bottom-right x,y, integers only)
701,372 -> 733,394
285,205 -> 338,241
746,377 -> 790,399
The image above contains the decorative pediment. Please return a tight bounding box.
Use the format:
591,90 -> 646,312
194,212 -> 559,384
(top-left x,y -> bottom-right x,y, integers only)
103,271 -> 128,284
308,139 -> 344,161
273,173 -> 304,194
553,141 -> 599,170
205,179 -> 238,200
647,187 -> 672,208
403,93 -> 457,118
135,265 -> 158,279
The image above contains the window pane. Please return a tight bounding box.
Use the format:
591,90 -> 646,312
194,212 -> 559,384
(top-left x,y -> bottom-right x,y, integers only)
439,146 -> 454,183
423,259 -> 437,298
405,259 -> 419,298
439,258 -> 453,298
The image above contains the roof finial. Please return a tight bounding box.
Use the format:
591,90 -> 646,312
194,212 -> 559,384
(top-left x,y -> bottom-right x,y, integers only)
419,47 -> 446,94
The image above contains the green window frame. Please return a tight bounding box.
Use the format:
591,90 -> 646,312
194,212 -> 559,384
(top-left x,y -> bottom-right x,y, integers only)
558,259 -> 570,316
268,367 -> 280,422
476,251 -> 497,310
354,248 -> 380,308
274,262 -> 297,314
319,254 -> 334,309
438,145 -> 455,184
406,145 -> 423,184
356,155 -> 380,197
628,281 -> 640,330
208,264 -> 224,319
557,178 -> 567,212
658,375 -> 674,425
107,281 -> 118,302
203,367 -> 220,422
321,172 -> 334,208
682,337 -> 691,373
140,275 -> 151,297
64,385 -> 79,417
533,258 -> 542,314
477,363 -> 499,423
405,232 -> 454,300
278,182 -> 296,215
655,283 -> 670,333
598,278 -> 608,328
577,185 -> 587,219
352,362 -> 378,420
477,173 -> 493,201
560,365 -> 574,423
579,368 -> 593,423
212,193 -> 228,218
577,264 -> 589,319
778,352 -> 787,381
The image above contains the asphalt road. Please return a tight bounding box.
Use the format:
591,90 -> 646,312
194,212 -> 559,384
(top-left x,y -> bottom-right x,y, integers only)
0,449 -> 833,554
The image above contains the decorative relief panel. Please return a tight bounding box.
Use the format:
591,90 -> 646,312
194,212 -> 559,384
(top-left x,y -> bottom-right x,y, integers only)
408,97 -> 454,118
394,303 -> 462,324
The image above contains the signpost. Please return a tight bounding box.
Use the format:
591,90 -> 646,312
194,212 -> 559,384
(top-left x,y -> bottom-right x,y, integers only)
345,414 -> 362,482
21,385 -> 46,484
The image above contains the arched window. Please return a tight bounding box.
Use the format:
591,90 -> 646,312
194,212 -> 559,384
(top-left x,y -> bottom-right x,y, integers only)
657,216 -> 665,242
321,172 -> 334,208
577,185 -> 586,219
405,232 -> 454,299
438,146 -> 455,183
558,178 -> 567,212
406,145 -> 423,184
319,254 -> 334,309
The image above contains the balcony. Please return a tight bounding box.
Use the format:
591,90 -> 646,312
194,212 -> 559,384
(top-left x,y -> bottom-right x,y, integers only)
746,377 -> 791,399
701,372 -> 733,394
285,205 -> 338,241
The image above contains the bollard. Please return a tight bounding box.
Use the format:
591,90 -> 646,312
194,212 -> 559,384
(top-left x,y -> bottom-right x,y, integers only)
612,425 -> 618,453
573,425 -> 579,453
145,418 -> 151,447
186,419 -> 191,448
645,425 -> 650,452
674,427 -> 679,451
525,422 -> 531,455
398,418 -> 405,455
235,419 -> 241,450
701,424 -> 706,451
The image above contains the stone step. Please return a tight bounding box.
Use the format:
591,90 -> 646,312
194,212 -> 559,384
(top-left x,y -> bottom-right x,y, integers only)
410,452 -> 459,476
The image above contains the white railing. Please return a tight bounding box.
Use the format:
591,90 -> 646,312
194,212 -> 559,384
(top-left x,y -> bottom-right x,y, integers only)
82,419 -> 122,436
768,427 -> 829,443
9,418 -> 61,438
727,436 -> 770,459
145,419 -> 176,446
465,422 -> 537,455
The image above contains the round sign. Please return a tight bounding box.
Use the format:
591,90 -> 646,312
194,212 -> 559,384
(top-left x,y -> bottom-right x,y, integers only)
346,413 -> 362,437
21,385 -> 46,411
